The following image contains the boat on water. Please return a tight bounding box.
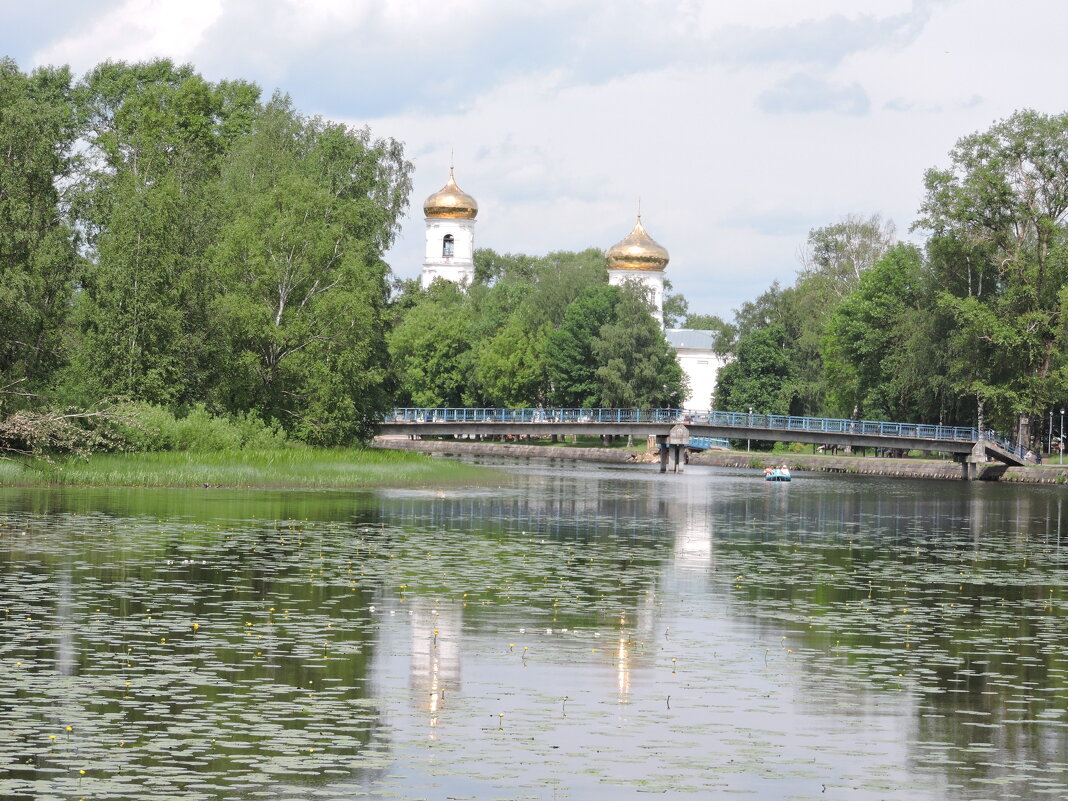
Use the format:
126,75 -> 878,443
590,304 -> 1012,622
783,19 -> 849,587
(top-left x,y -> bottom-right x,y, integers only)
764,465 -> 792,482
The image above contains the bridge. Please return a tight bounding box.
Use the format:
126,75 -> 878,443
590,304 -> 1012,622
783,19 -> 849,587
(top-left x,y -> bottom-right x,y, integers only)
378,407 -> 1035,479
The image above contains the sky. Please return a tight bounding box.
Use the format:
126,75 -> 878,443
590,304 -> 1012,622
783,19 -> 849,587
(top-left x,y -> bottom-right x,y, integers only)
4,0 -> 1067,319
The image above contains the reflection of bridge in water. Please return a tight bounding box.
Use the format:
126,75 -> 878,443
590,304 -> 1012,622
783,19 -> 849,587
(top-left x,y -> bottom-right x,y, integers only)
380,407 -> 1035,479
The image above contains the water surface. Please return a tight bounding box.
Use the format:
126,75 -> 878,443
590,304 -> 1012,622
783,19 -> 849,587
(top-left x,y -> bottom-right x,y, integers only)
1,460 -> 1066,800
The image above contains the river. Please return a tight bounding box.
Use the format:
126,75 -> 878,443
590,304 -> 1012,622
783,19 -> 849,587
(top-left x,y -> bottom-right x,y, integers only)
1,458 -> 1066,800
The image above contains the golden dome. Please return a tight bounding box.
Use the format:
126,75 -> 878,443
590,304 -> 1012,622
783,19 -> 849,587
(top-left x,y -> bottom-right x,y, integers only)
423,167 -> 478,219
606,216 -> 669,271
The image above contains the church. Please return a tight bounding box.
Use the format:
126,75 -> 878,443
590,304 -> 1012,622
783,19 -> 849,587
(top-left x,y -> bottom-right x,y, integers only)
418,167 -> 726,410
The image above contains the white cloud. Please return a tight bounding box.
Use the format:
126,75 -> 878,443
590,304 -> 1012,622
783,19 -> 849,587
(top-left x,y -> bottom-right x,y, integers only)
31,0 -> 224,73
695,0 -> 918,31
758,73 -> 870,115
8,0 -> 1068,318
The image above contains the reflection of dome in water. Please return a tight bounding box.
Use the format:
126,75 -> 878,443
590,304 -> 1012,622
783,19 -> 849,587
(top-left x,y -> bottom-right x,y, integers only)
410,601 -> 462,693
606,216 -> 669,271
423,168 -> 478,219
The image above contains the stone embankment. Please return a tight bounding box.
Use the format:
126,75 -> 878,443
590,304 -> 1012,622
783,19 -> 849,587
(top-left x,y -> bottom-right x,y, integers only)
688,451 -> 1068,483
373,436 -> 642,464
372,437 -> 1068,484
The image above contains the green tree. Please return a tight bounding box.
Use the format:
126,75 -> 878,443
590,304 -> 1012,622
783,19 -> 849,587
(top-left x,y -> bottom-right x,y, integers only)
211,94 -> 411,443
714,323 -> 793,415
545,284 -> 620,406
780,214 -> 896,416
520,249 -> 607,330
65,59 -> 260,406
727,281 -> 824,416
916,109 -> 1068,438
473,248 -> 540,286
732,282 -> 789,341
392,248 -> 608,408
466,248 -> 606,405
662,278 -> 688,328
475,320 -> 551,406
388,281 -> 475,407
822,244 -> 952,420
593,284 -> 686,407
0,59 -> 79,396
799,213 -> 896,297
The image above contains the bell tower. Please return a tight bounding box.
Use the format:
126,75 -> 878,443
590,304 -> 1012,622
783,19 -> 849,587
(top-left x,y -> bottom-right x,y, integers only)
605,214 -> 669,326
420,167 -> 478,289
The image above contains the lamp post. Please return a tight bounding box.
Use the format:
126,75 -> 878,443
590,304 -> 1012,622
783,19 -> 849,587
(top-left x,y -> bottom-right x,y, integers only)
1050,409 -> 1054,456
1061,409 -> 1065,465
747,406 -> 753,453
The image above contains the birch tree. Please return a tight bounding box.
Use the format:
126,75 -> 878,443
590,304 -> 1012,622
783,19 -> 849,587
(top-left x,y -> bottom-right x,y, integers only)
212,94 -> 412,442
0,59 -> 79,394
916,109 -> 1068,438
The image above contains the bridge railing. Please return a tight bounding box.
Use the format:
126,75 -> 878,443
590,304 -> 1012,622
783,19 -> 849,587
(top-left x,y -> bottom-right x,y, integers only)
386,407 -> 983,444
979,428 -> 1030,460
685,410 -> 978,442
389,407 -> 688,424
689,436 -> 731,450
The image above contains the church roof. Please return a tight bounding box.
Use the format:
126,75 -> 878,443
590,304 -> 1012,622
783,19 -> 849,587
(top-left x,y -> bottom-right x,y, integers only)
665,329 -> 718,350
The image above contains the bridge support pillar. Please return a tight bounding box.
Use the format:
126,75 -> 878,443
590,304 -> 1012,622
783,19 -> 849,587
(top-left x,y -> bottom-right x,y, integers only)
656,435 -> 682,473
963,441 -> 985,481
656,425 -> 688,474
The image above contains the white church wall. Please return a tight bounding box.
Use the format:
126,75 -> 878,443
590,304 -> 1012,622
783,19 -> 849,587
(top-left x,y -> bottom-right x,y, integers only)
666,329 -> 727,410
608,268 -> 665,326
421,217 -> 476,288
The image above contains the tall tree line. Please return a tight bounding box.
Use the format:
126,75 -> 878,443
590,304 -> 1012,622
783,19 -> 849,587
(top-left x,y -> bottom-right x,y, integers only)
2,56 -> 684,447
0,58 -> 411,444
388,249 -> 686,409
10,57 -> 1059,448
716,110 -> 1068,448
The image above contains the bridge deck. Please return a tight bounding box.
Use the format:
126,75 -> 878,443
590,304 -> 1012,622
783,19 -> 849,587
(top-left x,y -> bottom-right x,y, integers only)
379,408 -> 1034,468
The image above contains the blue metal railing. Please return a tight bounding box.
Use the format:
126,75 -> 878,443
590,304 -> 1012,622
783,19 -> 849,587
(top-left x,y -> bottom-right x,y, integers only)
388,407 -> 685,424
684,410 -> 981,442
689,436 -> 731,450
979,428 -> 1030,460
387,407 -> 983,443
384,407 -> 1034,463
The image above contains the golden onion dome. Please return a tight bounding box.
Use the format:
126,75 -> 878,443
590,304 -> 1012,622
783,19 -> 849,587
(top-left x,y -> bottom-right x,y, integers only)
423,167 -> 478,219
605,216 -> 669,271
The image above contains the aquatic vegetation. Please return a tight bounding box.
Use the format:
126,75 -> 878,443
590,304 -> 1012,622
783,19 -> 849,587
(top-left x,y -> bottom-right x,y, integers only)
0,447 -> 498,489
0,466 -> 1066,799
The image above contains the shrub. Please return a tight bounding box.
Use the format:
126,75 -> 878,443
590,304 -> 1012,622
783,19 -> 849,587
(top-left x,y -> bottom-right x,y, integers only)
114,403 -> 288,452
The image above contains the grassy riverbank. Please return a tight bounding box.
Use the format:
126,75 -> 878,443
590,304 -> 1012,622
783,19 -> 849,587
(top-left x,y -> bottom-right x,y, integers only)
0,447 -> 497,489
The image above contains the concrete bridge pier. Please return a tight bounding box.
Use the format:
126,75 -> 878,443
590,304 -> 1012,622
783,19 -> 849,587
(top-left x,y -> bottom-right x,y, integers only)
657,424 -> 690,474
962,440 -> 986,480
657,440 -> 686,473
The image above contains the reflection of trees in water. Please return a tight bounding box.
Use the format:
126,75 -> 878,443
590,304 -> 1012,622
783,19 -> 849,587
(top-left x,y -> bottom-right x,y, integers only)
708,481 -> 1068,797
362,475 -> 674,634
8,470 -> 1068,797
0,511 -> 386,796
367,475 -> 674,540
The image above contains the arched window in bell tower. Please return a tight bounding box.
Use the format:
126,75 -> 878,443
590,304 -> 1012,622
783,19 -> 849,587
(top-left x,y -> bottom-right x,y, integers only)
442,234 -> 455,257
